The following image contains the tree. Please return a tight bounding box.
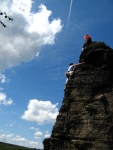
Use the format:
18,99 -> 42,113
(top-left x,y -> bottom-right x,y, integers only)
0,10 -> 13,27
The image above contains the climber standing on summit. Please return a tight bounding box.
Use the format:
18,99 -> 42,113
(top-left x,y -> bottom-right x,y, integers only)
82,34 -> 92,51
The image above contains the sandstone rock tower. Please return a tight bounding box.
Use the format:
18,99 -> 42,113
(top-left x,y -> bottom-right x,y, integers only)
43,42 -> 113,150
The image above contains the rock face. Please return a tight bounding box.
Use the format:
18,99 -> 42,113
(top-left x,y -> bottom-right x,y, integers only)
43,42 -> 113,150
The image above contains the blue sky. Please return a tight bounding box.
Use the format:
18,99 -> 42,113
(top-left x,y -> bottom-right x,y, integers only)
0,0 -> 113,149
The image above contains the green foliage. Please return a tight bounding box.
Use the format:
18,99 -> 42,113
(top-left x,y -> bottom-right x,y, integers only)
0,142 -> 34,150
0,10 -> 13,27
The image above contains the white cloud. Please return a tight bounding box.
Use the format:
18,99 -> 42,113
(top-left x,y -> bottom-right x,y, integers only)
29,126 -> 39,131
13,135 -> 28,142
0,73 -> 9,84
0,73 -> 7,83
34,131 -> 43,139
44,130 -> 50,138
0,133 -> 43,149
0,134 -> 13,143
0,92 -> 13,105
11,0 -> 32,18
44,133 -> 50,138
22,99 -> 58,124
2,133 -> 13,138
0,0 -> 62,71
6,124 -> 13,127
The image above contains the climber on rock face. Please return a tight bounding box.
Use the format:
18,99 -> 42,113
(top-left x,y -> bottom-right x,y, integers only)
82,34 -> 92,51
64,62 -> 85,90
64,63 -> 76,89
66,63 -> 76,79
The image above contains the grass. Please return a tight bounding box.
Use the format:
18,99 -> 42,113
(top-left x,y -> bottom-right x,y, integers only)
0,141 -> 41,150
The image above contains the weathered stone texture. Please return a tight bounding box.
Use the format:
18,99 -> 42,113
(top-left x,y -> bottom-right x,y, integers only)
43,42 -> 113,150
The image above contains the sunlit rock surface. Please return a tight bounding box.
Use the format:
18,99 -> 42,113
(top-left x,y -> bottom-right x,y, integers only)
43,42 -> 113,150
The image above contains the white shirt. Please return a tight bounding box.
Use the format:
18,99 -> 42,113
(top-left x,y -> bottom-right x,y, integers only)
68,65 -> 75,72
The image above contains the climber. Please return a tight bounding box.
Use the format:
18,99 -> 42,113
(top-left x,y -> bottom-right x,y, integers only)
65,62 -> 86,81
82,34 -> 92,51
64,62 -> 85,90
64,63 -> 76,89
66,63 -> 76,79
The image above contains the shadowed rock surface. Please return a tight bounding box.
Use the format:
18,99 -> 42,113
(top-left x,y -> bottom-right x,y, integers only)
43,42 -> 113,150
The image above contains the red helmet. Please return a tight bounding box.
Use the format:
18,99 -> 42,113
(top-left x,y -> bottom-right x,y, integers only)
84,34 -> 91,40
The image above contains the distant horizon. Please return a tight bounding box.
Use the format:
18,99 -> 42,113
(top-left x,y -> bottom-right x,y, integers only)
0,141 -> 42,149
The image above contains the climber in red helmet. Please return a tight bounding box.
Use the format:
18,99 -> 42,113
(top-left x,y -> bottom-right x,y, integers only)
82,34 -> 92,51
